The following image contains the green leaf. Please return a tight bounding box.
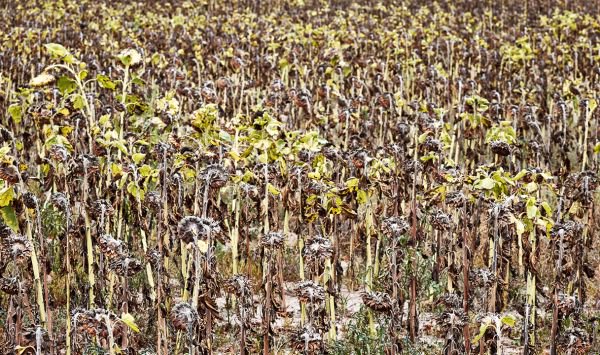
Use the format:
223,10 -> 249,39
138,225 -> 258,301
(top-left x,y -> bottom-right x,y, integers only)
527,204 -> 538,219
96,74 -> 116,90
72,94 -> 85,110
472,323 -> 490,343
475,177 -> 495,190
267,183 -> 280,195
540,201 -> 552,216
132,153 -> 146,165
45,43 -> 70,58
8,105 -> 22,124
512,169 -> 527,181
57,76 -> 77,95
346,177 -> 359,190
127,181 -> 145,200
512,216 -> 525,236
525,182 -> 538,193
0,187 -> 14,207
120,313 -> 140,333
357,189 -> 368,204
1,206 -> 19,232
500,315 -> 516,327
79,70 -> 88,81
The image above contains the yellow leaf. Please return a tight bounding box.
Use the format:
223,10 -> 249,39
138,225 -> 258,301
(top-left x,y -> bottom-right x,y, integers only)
0,187 -> 14,207
120,313 -> 140,333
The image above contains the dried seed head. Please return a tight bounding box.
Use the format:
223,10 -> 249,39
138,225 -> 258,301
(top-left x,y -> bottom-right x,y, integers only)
170,302 -> 200,331
108,255 -> 143,277
381,216 -> 409,239
97,234 -> 124,260
291,324 -> 322,353
22,192 -> 38,209
2,234 -> 33,261
177,216 -> 222,244
422,136 -> 442,153
0,277 -> 20,295
436,293 -> 462,309
303,235 -> 333,266
49,144 -> 69,162
361,291 -> 394,312
223,275 -> 252,297
0,223 -> 13,238
551,220 -> 583,241
489,140 -> 512,156
469,268 -> 496,288
51,192 -> 69,210
557,327 -> 591,354
436,309 -> 468,330
488,201 -> 514,227
294,280 -> 326,303
557,293 -> 581,317
445,191 -> 466,207
260,231 -> 284,250
431,210 -> 453,231
144,191 -> 161,211
0,165 -> 20,185
145,248 -> 161,269
90,199 -> 115,219
21,326 -> 49,347
200,164 -> 229,188
72,308 -> 116,337
239,182 -> 259,199
0,127 -> 13,144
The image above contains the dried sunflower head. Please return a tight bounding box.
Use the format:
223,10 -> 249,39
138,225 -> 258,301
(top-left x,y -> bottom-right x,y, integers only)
22,192 -> 38,209
290,324 -> 322,353
22,326 -> 49,348
489,140 -> 512,156
51,192 -> 69,210
294,280 -> 326,303
144,191 -> 161,211
436,293 -> 462,309
361,291 -> 393,312
72,308 -> 115,337
445,191 -> 467,207
223,274 -> 252,297
108,255 -> 143,277
2,234 -> 33,262
0,277 -> 20,295
0,223 -> 13,238
557,327 -> 590,354
49,144 -> 70,162
550,220 -> 583,242
430,210 -> 453,231
90,199 -> 115,219
303,235 -> 333,266
487,200 -> 514,227
97,234 -> 124,260
557,293 -> 581,317
469,268 -> 496,288
200,164 -> 229,189
0,165 -> 20,185
436,309 -> 468,331
260,231 -> 284,250
239,182 -> 259,199
177,216 -> 222,244
381,216 -> 409,239
170,302 -> 200,332
146,248 -> 162,269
